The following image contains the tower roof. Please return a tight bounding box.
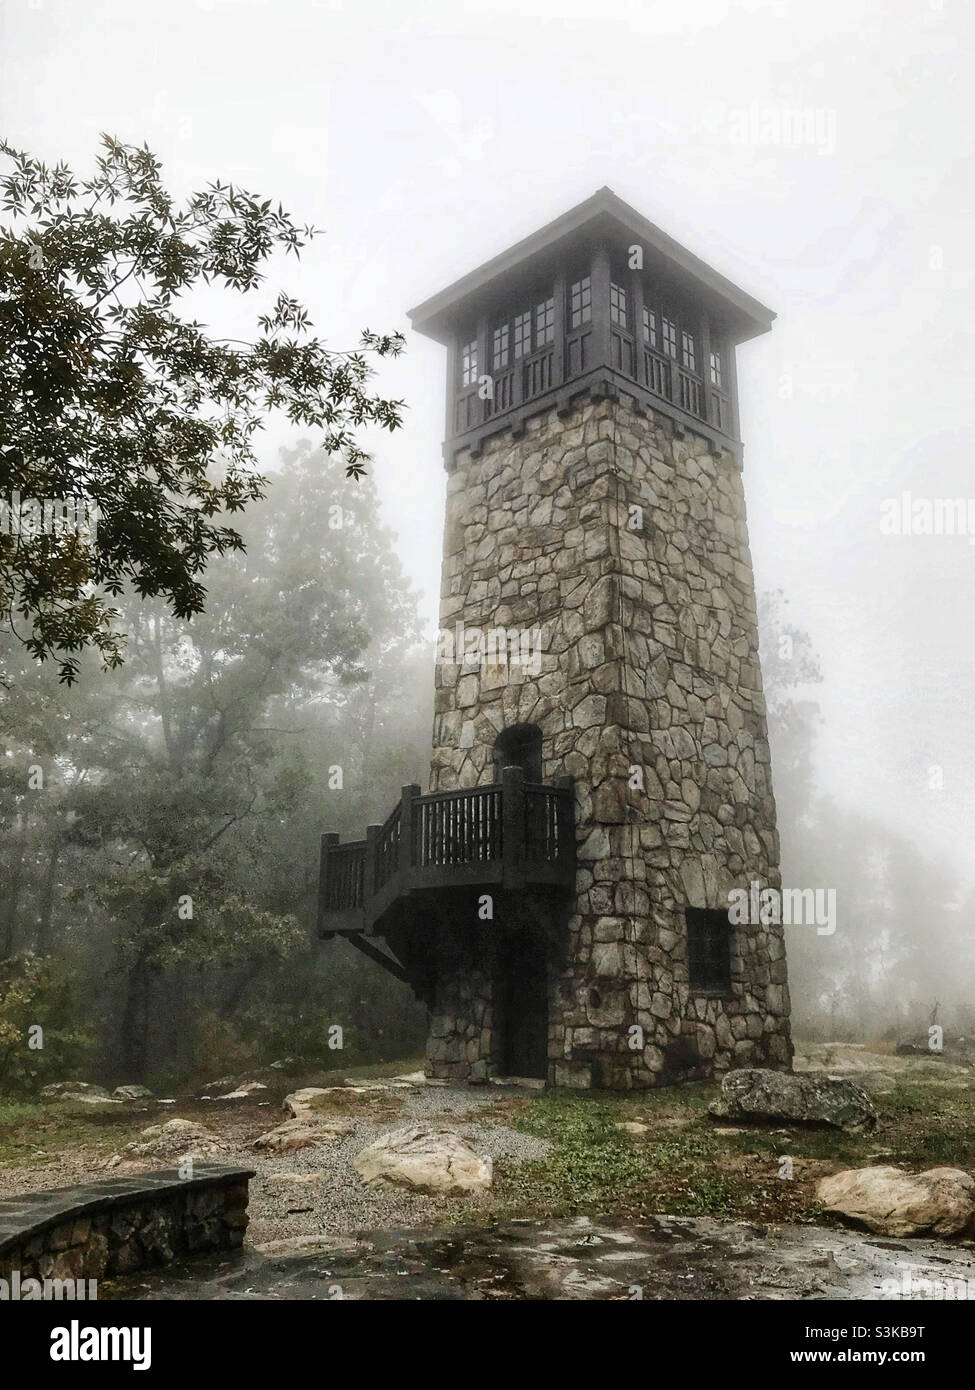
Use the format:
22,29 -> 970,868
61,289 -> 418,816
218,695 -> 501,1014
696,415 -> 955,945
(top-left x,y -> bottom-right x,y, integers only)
408,186 -> 775,347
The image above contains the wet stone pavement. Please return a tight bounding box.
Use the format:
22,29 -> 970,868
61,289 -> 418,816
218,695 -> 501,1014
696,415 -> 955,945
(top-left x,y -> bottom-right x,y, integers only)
104,1214 -> 975,1301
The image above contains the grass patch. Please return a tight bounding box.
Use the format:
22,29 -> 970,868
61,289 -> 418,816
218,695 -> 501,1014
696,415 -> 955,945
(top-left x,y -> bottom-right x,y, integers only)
457,1070 -> 975,1230
472,1092 -> 654,1222
0,1098 -> 147,1170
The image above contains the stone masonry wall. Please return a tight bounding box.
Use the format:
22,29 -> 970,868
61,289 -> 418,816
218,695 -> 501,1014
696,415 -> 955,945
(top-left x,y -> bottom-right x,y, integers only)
427,391 -> 792,1087
0,1166 -> 253,1286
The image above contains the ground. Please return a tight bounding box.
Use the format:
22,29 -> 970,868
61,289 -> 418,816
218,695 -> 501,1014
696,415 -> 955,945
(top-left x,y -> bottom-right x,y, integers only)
1,1043 -> 973,1299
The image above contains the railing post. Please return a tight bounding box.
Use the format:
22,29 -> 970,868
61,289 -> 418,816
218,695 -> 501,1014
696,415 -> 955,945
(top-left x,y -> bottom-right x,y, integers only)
554,775 -> 576,872
318,832 -> 339,935
502,765 -> 526,890
365,823 -> 381,904
400,784 -> 421,884
552,271 -> 566,387
699,309 -> 713,427
631,268 -> 646,388
476,310 -> 489,427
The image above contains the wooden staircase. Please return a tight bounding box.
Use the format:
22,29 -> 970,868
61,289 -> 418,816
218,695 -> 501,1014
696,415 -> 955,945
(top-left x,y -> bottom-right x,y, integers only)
318,767 -> 575,976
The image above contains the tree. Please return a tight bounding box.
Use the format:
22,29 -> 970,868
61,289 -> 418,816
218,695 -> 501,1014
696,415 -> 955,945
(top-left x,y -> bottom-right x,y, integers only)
55,443 -> 429,1079
0,137 -> 405,682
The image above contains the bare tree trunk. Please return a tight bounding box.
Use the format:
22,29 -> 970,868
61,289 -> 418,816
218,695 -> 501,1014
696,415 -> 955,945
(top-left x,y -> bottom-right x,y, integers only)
36,834 -> 62,955
119,950 -> 154,1082
1,817 -> 27,960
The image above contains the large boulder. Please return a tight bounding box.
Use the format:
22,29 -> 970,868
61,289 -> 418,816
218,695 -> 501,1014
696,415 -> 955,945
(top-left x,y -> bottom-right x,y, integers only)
214,1080 -> 267,1101
281,1083 -> 403,1120
281,1087 -> 335,1120
708,1068 -> 877,1132
353,1126 -> 493,1195
253,1116 -> 351,1153
113,1084 -> 154,1102
817,1166 -> 975,1237
40,1082 -> 118,1105
112,1117 -> 228,1164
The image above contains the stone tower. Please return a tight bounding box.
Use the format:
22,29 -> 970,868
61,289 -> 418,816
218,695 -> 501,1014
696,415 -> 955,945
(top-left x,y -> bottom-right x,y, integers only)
319,188 -> 792,1089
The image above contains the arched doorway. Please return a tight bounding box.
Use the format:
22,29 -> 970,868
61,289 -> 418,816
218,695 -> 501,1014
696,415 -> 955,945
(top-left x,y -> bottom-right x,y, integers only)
493,724 -> 542,782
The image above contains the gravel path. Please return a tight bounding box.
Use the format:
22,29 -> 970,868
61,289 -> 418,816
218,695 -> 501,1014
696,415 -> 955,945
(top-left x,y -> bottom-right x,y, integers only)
0,1078 -> 552,1246
247,1082 -> 551,1244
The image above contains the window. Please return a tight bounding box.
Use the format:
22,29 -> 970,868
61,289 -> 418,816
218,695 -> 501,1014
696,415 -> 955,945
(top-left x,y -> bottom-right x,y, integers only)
535,297 -> 555,346
513,311 -> 532,359
709,349 -> 723,389
662,316 -> 678,359
609,281 -> 627,329
642,305 -> 657,349
569,276 -> 592,329
461,339 -> 478,387
681,329 -> 696,373
686,907 -> 732,993
493,324 -> 510,371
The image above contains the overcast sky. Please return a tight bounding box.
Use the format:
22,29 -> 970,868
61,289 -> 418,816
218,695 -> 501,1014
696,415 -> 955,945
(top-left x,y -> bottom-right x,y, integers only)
2,0 -> 972,889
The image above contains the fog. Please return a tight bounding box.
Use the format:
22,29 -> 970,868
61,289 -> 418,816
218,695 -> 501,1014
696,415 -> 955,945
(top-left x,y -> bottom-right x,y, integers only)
1,0 -> 972,1076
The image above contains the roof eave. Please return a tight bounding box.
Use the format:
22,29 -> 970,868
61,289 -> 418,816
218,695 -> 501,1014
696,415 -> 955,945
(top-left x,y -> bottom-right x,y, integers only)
407,187 -> 775,347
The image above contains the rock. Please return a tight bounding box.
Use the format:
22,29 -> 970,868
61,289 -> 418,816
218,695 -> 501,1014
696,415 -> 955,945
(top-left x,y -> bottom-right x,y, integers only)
708,1068 -> 877,1132
253,1116 -> 350,1153
112,1085 -> 154,1101
40,1082 -> 118,1105
339,1078 -> 413,1091
817,1166 -> 975,1238
253,1234 -> 359,1256
41,1081 -> 107,1098
353,1126 -> 493,1194
151,1118 -> 209,1137
281,1083 -> 401,1119
487,1075 -> 546,1090
215,1081 -> 268,1100
119,1117 -> 227,1161
281,1087 -> 334,1119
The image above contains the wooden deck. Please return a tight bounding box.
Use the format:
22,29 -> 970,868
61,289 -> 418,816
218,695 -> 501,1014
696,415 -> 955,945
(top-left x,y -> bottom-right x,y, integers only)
318,767 -> 575,938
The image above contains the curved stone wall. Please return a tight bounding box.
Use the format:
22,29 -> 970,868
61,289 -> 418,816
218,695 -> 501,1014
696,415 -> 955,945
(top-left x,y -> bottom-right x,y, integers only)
0,1164 -> 254,1286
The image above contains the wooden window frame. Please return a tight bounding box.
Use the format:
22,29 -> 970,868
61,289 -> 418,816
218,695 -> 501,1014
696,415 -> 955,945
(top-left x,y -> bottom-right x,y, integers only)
569,275 -> 592,329
460,338 -> 478,387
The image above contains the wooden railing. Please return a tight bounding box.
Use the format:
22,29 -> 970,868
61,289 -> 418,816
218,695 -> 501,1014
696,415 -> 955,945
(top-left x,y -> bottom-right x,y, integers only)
455,329 -> 716,439
319,768 -> 575,934
320,839 -> 367,912
415,784 -> 502,869
643,347 -> 671,399
522,347 -> 554,401
678,369 -> 704,419
374,802 -> 402,890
